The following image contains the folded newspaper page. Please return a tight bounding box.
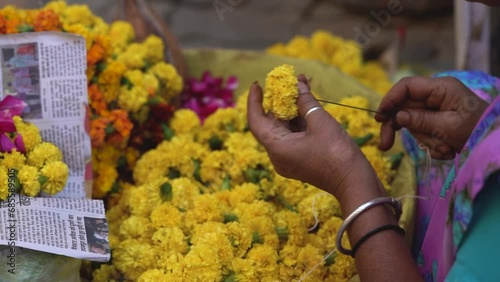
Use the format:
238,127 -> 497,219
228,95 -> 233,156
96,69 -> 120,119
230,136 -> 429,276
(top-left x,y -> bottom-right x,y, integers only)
0,33 -> 107,262
0,32 -> 92,199
0,194 -> 110,262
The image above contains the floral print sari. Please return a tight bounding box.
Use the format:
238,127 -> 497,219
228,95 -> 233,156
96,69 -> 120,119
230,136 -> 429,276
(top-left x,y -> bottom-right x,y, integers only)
401,71 -> 500,281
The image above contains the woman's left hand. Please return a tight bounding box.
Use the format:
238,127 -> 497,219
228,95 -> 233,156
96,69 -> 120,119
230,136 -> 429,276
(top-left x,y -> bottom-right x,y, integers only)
247,75 -> 378,200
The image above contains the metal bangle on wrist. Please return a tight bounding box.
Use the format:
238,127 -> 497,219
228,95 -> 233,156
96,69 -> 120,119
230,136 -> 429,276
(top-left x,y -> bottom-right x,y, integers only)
335,197 -> 403,257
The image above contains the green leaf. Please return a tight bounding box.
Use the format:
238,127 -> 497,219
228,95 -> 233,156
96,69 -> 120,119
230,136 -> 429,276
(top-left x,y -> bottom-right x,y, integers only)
221,175 -> 232,190
388,152 -> 404,170
117,156 -> 127,169
325,252 -> 337,266
222,272 -> 237,282
209,135 -> 223,150
193,159 -> 202,182
244,168 -> 259,184
252,232 -> 263,245
225,123 -> 236,132
223,213 -> 238,223
275,226 -> 289,242
110,182 -> 120,194
38,175 -> 49,186
161,124 -> 175,141
168,168 -> 181,179
354,133 -> 374,147
160,182 -> 173,202
17,24 -> 34,33
105,124 -> 115,135
96,62 -> 107,73
120,77 -> 133,89
275,196 -> 298,212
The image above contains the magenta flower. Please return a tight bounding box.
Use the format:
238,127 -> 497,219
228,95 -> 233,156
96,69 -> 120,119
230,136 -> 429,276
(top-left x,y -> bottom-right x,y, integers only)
181,71 -> 238,122
0,96 -> 27,153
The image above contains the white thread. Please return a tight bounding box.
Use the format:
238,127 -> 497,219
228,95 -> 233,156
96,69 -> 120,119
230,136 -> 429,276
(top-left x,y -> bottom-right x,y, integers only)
297,247 -> 337,282
418,143 -> 432,201
307,193 -> 328,232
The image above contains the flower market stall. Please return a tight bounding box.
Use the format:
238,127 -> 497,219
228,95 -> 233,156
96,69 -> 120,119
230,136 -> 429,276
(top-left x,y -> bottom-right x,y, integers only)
0,1 -> 416,282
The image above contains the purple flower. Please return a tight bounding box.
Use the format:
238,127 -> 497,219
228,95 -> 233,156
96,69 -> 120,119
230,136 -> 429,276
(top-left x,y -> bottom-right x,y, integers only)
181,71 -> 238,122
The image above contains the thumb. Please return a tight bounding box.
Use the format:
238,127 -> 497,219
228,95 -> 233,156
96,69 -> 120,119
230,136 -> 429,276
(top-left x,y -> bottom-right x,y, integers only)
396,109 -> 448,136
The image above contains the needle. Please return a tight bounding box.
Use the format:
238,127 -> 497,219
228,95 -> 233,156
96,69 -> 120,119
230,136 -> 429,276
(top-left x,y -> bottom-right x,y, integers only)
315,99 -> 380,114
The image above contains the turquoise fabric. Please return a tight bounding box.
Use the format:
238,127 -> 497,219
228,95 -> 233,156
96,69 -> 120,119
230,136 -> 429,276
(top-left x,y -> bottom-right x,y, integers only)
446,171 -> 500,281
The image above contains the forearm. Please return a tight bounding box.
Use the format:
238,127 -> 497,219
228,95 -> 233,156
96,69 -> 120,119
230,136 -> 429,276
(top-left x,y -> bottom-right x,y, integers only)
330,159 -> 422,281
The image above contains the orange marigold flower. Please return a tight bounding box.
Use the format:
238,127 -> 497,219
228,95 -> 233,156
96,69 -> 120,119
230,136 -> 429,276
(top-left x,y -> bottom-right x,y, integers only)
88,84 -> 108,115
87,42 -> 106,66
109,110 -> 133,138
90,118 -> 108,147
33,9 -> 61,32
0,15 -> 7,34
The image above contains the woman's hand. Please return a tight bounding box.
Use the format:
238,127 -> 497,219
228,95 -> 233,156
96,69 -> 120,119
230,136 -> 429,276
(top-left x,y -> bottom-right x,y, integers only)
247,75 -> 378,200
375,76 -> 489,159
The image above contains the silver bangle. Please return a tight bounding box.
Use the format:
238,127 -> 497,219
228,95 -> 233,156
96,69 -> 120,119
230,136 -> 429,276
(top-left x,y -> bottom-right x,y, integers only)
336,197 -> 403,256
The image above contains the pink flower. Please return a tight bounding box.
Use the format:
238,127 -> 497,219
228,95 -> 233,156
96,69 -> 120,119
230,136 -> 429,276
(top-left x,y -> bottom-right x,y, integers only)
0,96 -> 27,153
181,71 -> 238,122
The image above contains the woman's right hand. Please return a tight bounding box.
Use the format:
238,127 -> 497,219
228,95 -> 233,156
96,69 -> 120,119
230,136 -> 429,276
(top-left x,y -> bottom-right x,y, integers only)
375,76 -> 489,159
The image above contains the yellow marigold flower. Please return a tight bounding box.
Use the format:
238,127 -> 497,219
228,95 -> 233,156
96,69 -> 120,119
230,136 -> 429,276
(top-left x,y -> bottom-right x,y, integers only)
2,150 -> 26,171
64,23 -> 93,49
92,17 -> 109,36
184,194 -> 224,229
235,90 -> 249,113
13,116 -> 42,152
224,132 -> 259,154
298,192 -> 341,231
324,96 -> 370,124
263,64 -> 299,120
150,203 -> 182,228
62,5 -> 94,26
18,165 -> 40,197
317,216 -> 345,250
138,269 -> 169,282
170,177 -> 202,211
179,243 -> 223,281
44,1 -> 67,15
98,60 -> 127,84
124,70 -> 144,87
93,164 -> 118,199
170,109 -> 200,135
327,253 -> 357,281
39,161 -> 69,195
118,43 -> 147,69
149,62 -> 183,99
151,227 -> 188,254
125,147 -> 140,168
92,264 -> 120,282
274,210 -> 307,246
143,73 -> 160,94
279,243 -> 326,281
119,215 -> 154,241
27,142 -> 63,168
144,35 -> 165,63
118,85 -> 149,113
202,107 -> 246,141
361,145 -> 394,190
113,239 -> 158,281
246,245 -> 279,280
266,42 -> 287,56
0,165 -> 9,200
199,150 -> 233,186
109,21 -> 135,52
226,222 -> 253,258
285,36 -> 311,58
227,183 -> 260,207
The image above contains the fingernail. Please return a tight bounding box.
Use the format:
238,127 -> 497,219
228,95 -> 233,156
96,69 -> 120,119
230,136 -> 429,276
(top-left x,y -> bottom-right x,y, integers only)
396,111 -> 410,125
253,81 -> 259,86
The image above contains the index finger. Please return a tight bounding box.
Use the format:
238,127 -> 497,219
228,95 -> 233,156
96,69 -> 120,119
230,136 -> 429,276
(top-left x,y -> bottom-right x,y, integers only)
374,76 -> 443,122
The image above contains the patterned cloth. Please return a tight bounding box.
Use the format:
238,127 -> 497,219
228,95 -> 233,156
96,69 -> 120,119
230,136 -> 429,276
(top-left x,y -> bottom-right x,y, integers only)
401,71 -> 500,281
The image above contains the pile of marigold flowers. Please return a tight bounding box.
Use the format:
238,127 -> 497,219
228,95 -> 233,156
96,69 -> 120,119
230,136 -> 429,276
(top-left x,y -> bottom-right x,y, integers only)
91,75 -> 400,281
266,30 -> 393,96
0,97 -> 68,200
0,1 -> 184,198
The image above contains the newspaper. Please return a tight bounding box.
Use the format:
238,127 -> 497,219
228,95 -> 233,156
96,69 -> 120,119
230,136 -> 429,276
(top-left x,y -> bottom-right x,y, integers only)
0,33 -> 108,263
0,194 -> 109,262
0,32 -> 92,199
